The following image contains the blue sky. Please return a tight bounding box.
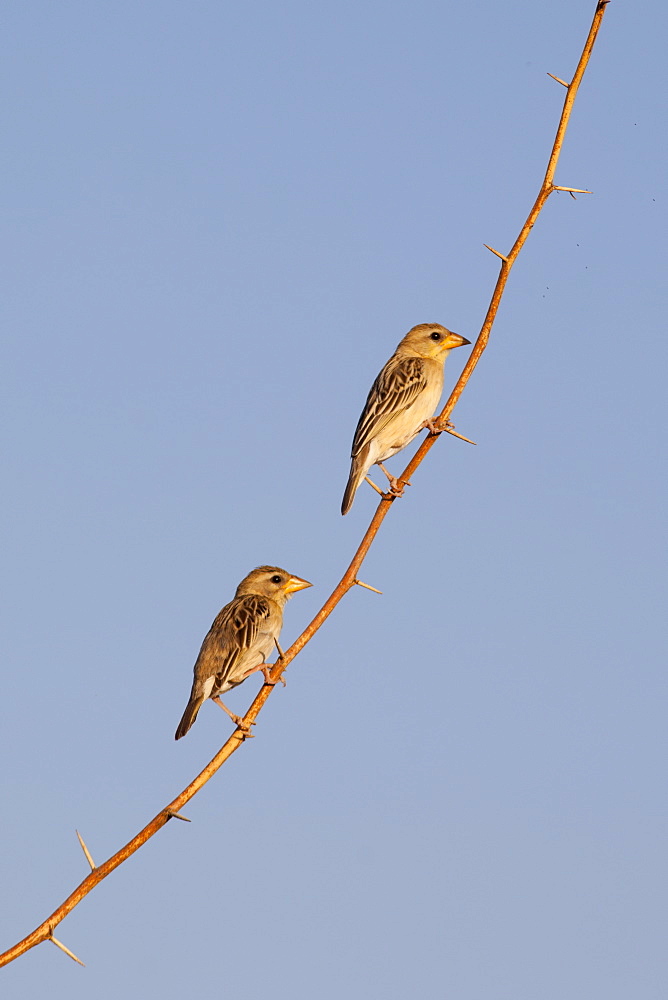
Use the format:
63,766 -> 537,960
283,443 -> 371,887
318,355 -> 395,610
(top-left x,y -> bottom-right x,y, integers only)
1,1 -> 666,997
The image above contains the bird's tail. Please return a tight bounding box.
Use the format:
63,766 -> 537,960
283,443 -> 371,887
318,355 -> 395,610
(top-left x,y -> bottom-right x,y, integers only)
174,696 -> 204,740
341,456 -> 367,515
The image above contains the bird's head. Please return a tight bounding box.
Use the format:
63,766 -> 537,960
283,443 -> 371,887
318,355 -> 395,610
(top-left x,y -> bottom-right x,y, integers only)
397,323 -> 471,361
236,566 -> 313,605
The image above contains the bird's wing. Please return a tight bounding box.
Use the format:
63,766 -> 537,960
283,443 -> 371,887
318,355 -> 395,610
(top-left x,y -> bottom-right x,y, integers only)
351,356 -> 427,458
198,594 -> 273,687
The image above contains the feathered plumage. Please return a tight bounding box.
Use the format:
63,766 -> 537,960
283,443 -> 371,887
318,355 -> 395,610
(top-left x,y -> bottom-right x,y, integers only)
175,566 -> 311,739
341,323 -> 470,514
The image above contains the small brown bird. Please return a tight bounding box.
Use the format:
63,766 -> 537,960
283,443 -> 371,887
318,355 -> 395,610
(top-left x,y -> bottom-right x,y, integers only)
341,323 -> 470,514
174,566 -> 312,740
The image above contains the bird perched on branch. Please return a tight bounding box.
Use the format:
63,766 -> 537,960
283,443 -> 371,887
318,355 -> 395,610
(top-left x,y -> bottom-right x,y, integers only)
174,566 -> 312,740
341,323 -> 471,514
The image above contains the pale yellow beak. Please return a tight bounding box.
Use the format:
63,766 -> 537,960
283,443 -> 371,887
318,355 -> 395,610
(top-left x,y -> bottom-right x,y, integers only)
442,332 -> 471,349
284,575 -> 313,594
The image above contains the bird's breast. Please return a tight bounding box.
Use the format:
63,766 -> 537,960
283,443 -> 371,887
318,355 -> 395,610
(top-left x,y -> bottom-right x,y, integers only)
215,623 -> 278,692
374,367 -> 444,462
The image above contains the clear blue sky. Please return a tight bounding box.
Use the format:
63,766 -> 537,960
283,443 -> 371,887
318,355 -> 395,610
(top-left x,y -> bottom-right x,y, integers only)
2,2 -> 666,997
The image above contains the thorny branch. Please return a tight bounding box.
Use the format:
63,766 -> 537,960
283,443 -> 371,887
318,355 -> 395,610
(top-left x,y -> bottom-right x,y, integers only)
0,0 -> 609,970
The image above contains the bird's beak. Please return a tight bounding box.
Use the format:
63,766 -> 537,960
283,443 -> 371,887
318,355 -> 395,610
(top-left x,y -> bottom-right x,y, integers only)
443,332 -> 471,349
284,575 -> 313,594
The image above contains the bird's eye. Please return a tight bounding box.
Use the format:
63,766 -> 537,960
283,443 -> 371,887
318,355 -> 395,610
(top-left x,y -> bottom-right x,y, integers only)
430,331 -> 441,341
271,575 -> 282,584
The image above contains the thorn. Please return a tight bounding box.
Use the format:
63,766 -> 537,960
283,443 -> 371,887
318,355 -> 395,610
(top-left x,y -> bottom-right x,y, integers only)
354,579 -> 383,595
442,425 -> 477,446
167,810 -> 191,823
547,72 -> 569,87
274,638 -> 285,659
364,475 -> 386,497
50,934 -> 85,967
75,830 -> 96,871
483,244 -> 509,262
552,186 -> 592,194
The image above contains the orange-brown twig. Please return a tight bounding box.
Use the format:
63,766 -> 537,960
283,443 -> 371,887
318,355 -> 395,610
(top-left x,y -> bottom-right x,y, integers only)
0,0 -> 609,969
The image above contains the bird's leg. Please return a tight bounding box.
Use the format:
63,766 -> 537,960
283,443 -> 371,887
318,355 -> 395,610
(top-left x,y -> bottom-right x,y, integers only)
212,695 -> 255,733
271,639 -> 288,685
364,475 -> 386,498
377,462 -> 409,497
239,660 -> 271,681
240,654 -> 287,687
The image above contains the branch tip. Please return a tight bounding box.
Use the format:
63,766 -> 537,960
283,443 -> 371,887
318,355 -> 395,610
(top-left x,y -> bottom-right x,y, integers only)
547,72 -> 569,87
483,244 -> 509,262
354,579 -> 383,595
75,829 -> 96,871
49,935 -> 85,967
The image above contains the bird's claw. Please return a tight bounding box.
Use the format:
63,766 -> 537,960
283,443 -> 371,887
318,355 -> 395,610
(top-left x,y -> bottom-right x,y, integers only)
377,462 -> 409,499
232,715 -> 256,736
422,418 -> 454,434
261,665 -> 287,687
422,418 -> 442,434
384,477 -> 410,499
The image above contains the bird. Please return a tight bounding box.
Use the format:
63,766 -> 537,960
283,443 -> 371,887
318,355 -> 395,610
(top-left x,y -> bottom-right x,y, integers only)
341,323 -> 471,514
174,566 -> 312,740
